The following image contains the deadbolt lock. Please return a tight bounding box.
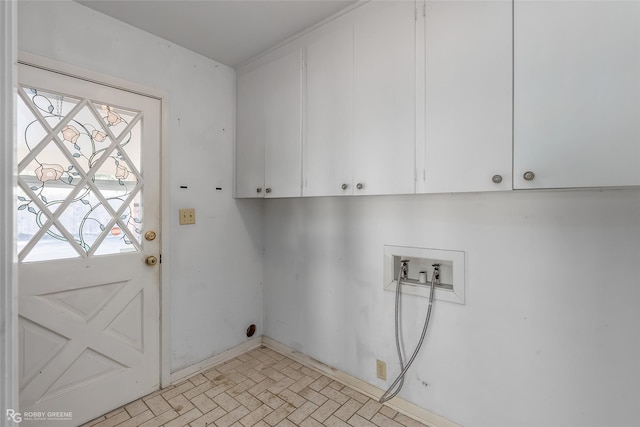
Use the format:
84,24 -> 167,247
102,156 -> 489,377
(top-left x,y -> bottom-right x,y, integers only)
145,231 -> 157,241
146,256 -> 158,266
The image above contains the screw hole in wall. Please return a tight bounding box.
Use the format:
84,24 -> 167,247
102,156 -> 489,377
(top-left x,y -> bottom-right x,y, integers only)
246,324 -> 256,338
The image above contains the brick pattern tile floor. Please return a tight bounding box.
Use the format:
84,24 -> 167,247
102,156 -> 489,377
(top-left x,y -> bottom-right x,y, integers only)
81,346 -> 428,427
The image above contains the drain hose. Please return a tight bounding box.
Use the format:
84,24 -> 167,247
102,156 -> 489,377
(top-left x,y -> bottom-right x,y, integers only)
379,268 -> 436,403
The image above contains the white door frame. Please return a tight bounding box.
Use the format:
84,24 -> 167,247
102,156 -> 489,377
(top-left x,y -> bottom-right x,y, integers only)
10,51 -> 172,408
1,1 -> 19,424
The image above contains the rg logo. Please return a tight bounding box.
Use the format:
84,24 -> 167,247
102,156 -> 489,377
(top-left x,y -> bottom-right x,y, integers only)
6,409 -> 22,423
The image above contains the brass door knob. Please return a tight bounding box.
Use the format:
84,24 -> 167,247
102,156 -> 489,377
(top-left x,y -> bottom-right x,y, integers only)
145,231 -> 157,241
146,256 -> 158,266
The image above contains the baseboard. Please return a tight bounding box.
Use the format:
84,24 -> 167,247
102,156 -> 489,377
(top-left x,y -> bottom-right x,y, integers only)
170,337 -> 262,384
262,337 -> 462,427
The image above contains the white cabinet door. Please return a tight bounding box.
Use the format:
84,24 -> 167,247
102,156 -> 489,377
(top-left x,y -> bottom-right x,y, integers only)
422,0 -> 512,193
264,50 -> 303,198
353,0 -> 416,196
236,51 -> 303,198
236,66 -> 265,198
304,22 -> 354,197
514,0 -> 640,189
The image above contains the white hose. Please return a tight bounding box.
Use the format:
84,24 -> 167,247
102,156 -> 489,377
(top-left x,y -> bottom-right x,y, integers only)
379,267 -> 437,403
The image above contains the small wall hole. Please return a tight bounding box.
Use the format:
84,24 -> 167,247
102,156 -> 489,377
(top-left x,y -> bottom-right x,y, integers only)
246,324 -> 256,338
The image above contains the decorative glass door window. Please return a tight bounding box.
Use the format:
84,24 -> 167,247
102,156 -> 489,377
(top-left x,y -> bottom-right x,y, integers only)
17,85 -> 144,262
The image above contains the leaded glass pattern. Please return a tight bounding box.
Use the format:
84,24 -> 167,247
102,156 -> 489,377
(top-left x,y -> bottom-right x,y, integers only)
17,85 -> 144,262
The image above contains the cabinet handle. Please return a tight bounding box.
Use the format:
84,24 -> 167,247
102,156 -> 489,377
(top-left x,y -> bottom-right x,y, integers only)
356,183 -> 364,190
256,187 -> 262,194
341,183 -> 348,190
523,171 -> 535,181
492,175 -> 503,184
265,188 -> 272,194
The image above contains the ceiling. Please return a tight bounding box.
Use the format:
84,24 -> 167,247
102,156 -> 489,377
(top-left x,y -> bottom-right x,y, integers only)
76,0 -> 357,68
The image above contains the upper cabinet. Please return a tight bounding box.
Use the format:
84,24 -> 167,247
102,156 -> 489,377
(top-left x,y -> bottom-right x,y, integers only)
236,64 -> 265,198
304,0 -> 416,197
514,0 -> 640,189
419,0 -> 512,193
236,0 -> 639,199
235,50 -> 302,198
304,21 -> 354,197
353,0 -> 416,196
263,50 -> 303,198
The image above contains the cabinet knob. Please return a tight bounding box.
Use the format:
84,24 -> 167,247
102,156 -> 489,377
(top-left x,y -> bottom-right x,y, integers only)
265,188 -> 272,194
356,183 -> 364,190
341,183 -> 348,190
256,187 -> 262,194
523,171 -> 536,181
492,175 -> 503,184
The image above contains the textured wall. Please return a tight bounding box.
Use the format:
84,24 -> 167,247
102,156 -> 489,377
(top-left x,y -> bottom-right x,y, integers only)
18,0 -> 264,373
16,3 -> 640,426
264,190 -> 640,427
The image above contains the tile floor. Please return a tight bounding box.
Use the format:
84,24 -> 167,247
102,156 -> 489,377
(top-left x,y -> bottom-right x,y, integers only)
81,346 -> 428,427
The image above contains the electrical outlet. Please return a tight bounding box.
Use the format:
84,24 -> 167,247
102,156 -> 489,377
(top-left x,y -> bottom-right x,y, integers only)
376,359 -> 386,380
179,208 -> 196,225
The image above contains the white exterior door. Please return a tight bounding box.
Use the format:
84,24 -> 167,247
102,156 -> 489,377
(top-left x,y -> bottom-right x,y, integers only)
17,64 -> 161,426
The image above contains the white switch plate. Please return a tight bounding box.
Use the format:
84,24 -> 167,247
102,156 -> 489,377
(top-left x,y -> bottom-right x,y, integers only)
179,208 -> 196,225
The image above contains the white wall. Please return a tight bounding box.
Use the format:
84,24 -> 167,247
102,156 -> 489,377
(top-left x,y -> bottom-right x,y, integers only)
15,3 -> 640,427
18,1 -> 264,373
263,189 -> 640,427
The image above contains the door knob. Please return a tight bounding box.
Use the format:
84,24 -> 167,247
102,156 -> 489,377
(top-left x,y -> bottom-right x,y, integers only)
341,183 -> 348,190
145,256 -> 158,266
265,188 -> 272,194
145,231 -> 157,241
492,175 -> 503,184
356,183 -> 363,190
523,171 -> 535,181
256,187 -> 262,194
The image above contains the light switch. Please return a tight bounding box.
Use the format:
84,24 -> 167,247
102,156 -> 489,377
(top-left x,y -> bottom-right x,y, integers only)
179,208 -> 195,225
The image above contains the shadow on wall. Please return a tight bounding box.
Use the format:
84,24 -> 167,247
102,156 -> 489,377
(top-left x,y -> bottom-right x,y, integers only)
261,189 -> 640,427
234,199 -> 266,251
